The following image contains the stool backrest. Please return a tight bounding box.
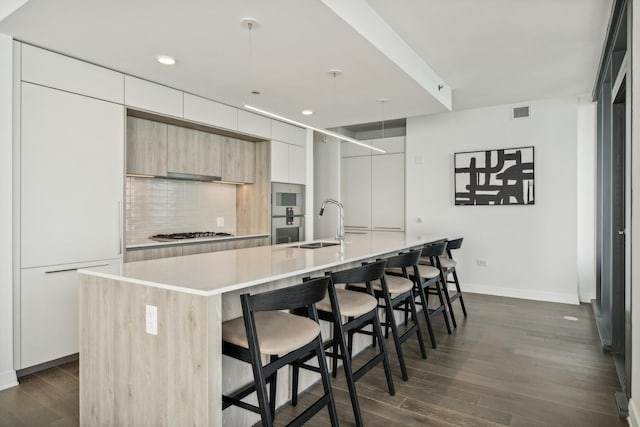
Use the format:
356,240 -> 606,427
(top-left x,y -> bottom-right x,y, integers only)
446,238 -> 463,251
385,250 -> 421,269
330,259 -> 387,285
421,241 -> 446,258
241,276 -> 330,312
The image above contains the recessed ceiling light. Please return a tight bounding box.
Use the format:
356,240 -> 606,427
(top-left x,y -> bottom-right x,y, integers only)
157,55 -> 176,65
301,109 -> 313,116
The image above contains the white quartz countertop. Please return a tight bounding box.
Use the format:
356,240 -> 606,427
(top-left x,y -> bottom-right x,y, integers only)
80,232 -> 445,296
126,233 -> 270,249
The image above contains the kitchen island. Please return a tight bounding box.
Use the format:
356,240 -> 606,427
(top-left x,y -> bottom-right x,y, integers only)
78,231 -> 444,426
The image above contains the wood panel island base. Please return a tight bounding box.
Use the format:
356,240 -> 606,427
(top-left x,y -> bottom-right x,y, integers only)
78,232 -> 444,426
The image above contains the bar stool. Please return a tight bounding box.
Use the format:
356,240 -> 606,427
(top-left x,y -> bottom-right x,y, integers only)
221,277 -> 338,427
291,261 -> 395,427
440,237 -> 468,320
415,242 -> 453,346
349,251 -> 427,381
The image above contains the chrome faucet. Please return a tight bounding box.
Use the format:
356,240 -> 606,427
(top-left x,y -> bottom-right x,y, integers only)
319,198 -> 345,241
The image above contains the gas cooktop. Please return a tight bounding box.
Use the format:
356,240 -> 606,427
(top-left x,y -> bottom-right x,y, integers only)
150,232 -> 234,241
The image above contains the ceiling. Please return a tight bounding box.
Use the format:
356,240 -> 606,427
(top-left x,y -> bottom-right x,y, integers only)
0,0 -> 612,128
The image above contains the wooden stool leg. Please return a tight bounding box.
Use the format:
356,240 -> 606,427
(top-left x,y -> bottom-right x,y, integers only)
333,315 -> 365,427
452,269 -> 468,317
408,292 -> 428,359
440,271 -> 457,328
416,282 -> 437,348
291,361 -> 300,406
383,292 -> 409,381
372,310 -> 396,396
315,336 -> 339,427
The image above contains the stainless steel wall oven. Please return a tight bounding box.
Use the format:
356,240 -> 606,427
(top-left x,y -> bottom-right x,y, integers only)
271,183 -> 305,244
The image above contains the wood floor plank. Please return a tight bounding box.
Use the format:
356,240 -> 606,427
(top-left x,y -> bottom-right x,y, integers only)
0,293 -> 627,427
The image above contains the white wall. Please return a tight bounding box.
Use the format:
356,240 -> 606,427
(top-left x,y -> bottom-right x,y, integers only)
628,1 -> 639,424
0,33 -> 17,390
313,132 -> 341,239
406,97 -> 580,304
577,99 -> 597,302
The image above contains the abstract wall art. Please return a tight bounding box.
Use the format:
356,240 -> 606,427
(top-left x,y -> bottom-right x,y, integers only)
454,146 -> 534,205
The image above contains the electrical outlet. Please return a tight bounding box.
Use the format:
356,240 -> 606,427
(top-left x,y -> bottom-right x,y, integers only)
476,259 -> 488,267
216,217 -> 224,227
414,155 -> 424,165
146,304 -> 158,335
416,216 -> 423,223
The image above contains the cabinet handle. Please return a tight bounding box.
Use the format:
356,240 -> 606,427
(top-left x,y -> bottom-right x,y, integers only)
373,227 -> 402,230
45,264 -> 108,274
118,201 -> 123,255
347,226 -> 369,229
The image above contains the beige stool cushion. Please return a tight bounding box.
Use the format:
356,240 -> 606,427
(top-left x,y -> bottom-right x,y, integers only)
316,288 -> 378,317
349,275 -> 413,294
222,311 -> 320,356
439,257 -> 456,269
417,264 -> 440,279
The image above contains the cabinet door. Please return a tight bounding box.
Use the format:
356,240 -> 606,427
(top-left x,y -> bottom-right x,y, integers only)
222,138 -> 255,183
20,259 -> 121,368
21,83 -> 124,268
288,144 -> 306,185
238,110 -> 271,139
125,75 -> 183,117
183,93 -> 238,130
341,156 -> 372,229
270,140 -> 289,182
372,154 -> 405,231
167,125 -> 222,178
127,116 -> 168,176
271,120 -> 305,147
22,44 -> 124,103
371,136 -> 405,155
341,140 -> 373,157
125,246 -> 183,262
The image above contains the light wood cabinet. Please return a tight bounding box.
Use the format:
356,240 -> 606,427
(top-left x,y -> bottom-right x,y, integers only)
167,125 -> 222,178
222,137 -> 255,183
127,116 -> 168,176
125,246 -> 183,262
126,237 -> 270,261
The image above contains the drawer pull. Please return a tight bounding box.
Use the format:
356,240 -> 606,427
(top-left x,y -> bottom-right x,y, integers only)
45,264 -> 108,274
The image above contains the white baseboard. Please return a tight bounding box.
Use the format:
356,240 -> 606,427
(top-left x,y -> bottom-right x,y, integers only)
0,369 -> 18,391
629,398 -> 638,427
454,283 -> 580,305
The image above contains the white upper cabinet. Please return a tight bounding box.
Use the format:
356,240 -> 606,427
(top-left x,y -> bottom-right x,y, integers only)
21,83 -> 124,268
238,110 -> 271,139
271,120 -> 305,147
270,140 -> 306,184
371,153 -> 405,230
341,156 -> 372,229
288,144 -> 306,185
341,140 -> 373,157
183,93 -> 238,131
125,75 -> 183,117
21,44 -> 124,103
371,136 -> 405,155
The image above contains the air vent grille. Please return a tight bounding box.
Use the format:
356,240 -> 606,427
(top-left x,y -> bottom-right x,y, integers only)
512,105 -> 530,119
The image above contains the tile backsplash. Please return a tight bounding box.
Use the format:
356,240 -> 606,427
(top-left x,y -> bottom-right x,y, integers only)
126,177 -> 237,240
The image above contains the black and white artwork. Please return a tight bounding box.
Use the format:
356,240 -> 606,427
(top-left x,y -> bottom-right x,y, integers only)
454,146 -> 534,205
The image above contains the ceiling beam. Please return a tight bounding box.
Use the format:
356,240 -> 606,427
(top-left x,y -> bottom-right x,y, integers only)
322,0 -> 452,111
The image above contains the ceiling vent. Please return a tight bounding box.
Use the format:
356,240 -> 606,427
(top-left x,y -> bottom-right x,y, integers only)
512,105 -> 530,119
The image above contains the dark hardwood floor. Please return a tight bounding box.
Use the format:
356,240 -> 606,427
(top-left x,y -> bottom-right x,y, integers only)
0,293 -> 627,426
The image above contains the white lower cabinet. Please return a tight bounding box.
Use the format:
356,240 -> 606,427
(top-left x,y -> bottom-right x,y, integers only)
20,259 -> 121,369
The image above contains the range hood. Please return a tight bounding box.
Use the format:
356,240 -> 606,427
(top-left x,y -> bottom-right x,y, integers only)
166,172 -> 222,182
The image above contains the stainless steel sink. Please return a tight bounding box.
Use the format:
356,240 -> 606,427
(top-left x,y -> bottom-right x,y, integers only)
297,241 -> 341,249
